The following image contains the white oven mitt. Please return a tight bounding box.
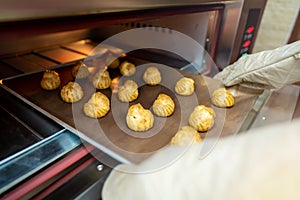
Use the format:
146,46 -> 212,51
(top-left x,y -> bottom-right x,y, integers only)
214,40 -> 300,89
102,118 -> 300,200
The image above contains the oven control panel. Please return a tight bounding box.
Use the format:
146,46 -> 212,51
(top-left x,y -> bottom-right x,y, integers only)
239,9 -> 261,57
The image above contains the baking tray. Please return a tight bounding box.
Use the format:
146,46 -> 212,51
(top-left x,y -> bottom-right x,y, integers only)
0,56 -> 261,164
0,106 -> 40,160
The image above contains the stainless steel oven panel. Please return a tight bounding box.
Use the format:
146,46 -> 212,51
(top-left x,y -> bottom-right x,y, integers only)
0,0 -> 245,73
0,0 -> 241,22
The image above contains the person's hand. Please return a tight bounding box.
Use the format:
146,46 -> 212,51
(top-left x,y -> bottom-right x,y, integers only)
214,40 -> 300,90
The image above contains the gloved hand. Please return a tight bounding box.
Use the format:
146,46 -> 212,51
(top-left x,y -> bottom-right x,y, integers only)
214,40 -> 300,90
102,118 -> 300,200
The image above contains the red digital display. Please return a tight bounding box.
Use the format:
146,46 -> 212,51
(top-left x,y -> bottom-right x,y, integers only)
243,40 -> 251,47
246,26 -> 255,34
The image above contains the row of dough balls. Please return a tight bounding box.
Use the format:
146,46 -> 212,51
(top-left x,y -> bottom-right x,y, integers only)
117,67 -> 194,103
41,60 -> 235,105
170,105 -> 215,146
40,61 -> 232,106
40,71 -> 110,118
40,69 -> 86,103
126,87 -> 235,133
40,62 -> 90,91
93,65 -> 161,91
93,60 -> 160,90
170,88 -> 236,146
174,77 -> 235,107
94,64 -> 198,100
41,68 -> 234,105
83,91 -> 176,126
126,93 -> 175,132
40,59 -> 136,91
106,55 -> 136,77
106,56 -> 162,84
170,87 -> 235,146
126,101 -> 217,146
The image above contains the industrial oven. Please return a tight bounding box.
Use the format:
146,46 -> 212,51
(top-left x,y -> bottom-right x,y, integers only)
0,0 -> 280,199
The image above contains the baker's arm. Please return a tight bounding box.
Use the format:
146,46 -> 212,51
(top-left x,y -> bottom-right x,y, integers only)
102,42 -> 300,199
102,118 -> 300,200
214,40 -> 300,90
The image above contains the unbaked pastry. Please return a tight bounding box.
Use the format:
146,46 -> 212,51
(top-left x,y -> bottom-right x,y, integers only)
170,126 -> 201,146
60,82 -> 84,103
118,80 -> 139,102
40,70 -> 61,90
92,70 -> 112,89
212,88 -> 235,108
188,105 -> 216,132
175,77 -> 195,96
72,61 -> 89,79
83,92 -> 110,118
119,61 -> 136,76
152,93 -> 175,117
143,66 -> 162,85
126,103 -> 154,132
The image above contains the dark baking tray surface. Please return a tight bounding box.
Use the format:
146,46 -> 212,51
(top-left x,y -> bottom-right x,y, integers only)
0,106 -> 40,160
1,56 -> 260,164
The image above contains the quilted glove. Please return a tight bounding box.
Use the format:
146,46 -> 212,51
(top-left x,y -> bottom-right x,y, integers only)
214,40 -> 300,89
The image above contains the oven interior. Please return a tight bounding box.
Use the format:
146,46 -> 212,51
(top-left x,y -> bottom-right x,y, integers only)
0,7 -> 221,80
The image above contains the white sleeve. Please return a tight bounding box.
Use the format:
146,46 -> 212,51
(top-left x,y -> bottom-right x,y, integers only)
102,118 -> 300,200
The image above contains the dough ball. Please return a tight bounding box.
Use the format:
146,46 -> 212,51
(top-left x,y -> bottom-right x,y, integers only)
212,88 -> 235,108
188,105 -> 216,132
152,93 -> 175,117
60,82 -> 84,103
72,61 -> 89,79
84,92 -> 110,118
126,103 -> 154,132
119,61 -> 136,76
40,70 -> 61,90
175,77 -> 195,96
118,80 -> 139,102
92,70 -> 112,89
170,126 -> 201,146
143,66 -> 162,85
